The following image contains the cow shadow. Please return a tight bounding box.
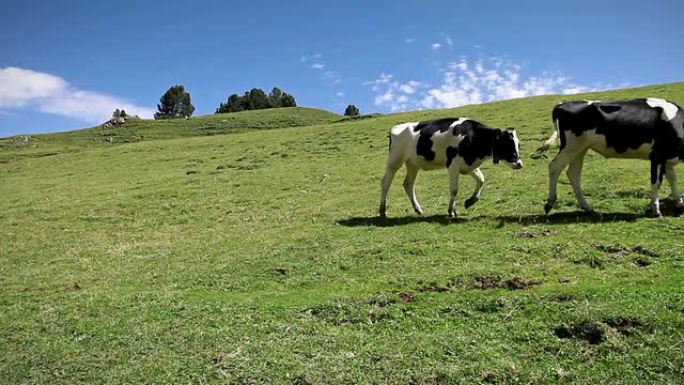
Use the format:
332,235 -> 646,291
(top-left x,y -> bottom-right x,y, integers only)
337,214 -> 461,227
336,210 -> 664,228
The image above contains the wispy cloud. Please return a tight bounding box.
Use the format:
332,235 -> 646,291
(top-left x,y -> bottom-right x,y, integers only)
367,56 -> 612,112
445,35 -> 454,46
0,67 -> 154,123
363,74 -> 425,112
405,38 -> 416,44
431,43 -> 442,50
300,53 -> 322,63
301,53 -> 344,87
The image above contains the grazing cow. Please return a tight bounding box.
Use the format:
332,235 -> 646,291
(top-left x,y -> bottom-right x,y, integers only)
540,98 -> 684,216
379,118 -> 523,218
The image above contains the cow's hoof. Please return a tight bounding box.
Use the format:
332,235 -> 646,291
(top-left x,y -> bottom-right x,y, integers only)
448,211 -> 457,219
464,197 -> 478,209
414,208 -> 424,215
544,202 -> 554,215
579,204 -> 594,213
648,208 -> 663,217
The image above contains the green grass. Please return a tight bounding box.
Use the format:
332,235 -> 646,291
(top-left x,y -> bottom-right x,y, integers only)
1,83 -> 683,384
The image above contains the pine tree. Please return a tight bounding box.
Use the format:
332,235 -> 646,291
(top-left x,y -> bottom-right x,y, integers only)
216,94 -> 244,113
268,87 -> 284,108
344,104 -> 360,117
280,93 -> 296,107
154,85 -> 195,119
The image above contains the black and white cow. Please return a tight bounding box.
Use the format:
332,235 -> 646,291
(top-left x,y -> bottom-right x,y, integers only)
379,118 -> 523,218
540,98 -> 684,216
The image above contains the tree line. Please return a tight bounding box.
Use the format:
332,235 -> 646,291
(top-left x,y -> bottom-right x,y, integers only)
215,87 -> 296,113
152,84 -> 360,119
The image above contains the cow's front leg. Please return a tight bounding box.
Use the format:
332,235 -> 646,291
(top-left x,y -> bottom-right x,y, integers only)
447,168 -> 460,218
649,161 -> 664,217
464,168 -> 484,209
403,164 -> 423,215
566,149 -> 593,212
379,160 -> 401,217
665,162 -> 684,208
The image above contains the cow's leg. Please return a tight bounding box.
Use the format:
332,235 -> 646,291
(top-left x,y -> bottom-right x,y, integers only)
665,162 -> 683,208
545,147 -> 583,214
464,168 -> 484,209
648,161 -> 664,217
447,168 -> 460,218
402,163 -> 423,214
566,149 -> 593,212
379,158 -> 402,217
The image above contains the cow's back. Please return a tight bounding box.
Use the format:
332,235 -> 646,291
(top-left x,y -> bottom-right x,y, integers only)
554,98 -> 683,159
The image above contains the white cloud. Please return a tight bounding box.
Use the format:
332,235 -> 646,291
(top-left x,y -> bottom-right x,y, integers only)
311,63 -> 325,69
431,43 -> 442,50
0,67 -> 154,123
367,56 -> 608,112
300,53 -> 322,63
445,35 -> 454,46
405,38 -> 416,44
364,74 -> 424,112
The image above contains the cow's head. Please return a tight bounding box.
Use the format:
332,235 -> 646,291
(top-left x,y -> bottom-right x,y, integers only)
493,129 -> 523,169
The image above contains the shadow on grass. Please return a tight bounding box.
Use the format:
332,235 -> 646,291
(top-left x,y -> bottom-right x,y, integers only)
336,210 -> 672,228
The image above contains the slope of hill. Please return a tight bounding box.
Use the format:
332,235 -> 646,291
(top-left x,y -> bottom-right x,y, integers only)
0,106 -> 341,147
1,82 -> 683,384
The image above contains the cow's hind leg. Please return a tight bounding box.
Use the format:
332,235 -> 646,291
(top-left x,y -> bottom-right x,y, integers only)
464,168 -> 484,209
566,149 -> 593,212
648,161 -> 665,217
665,162 -> 683,208
545,146 -> 584,214
379,158 -> 402,217
403,163 -> 423,214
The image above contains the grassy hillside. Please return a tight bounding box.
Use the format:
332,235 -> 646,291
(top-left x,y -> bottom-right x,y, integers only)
1,82 -> 683,384
0,106 -> 341,148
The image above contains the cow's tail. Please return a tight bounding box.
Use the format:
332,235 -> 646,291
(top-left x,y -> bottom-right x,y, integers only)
538,108 -> 561,153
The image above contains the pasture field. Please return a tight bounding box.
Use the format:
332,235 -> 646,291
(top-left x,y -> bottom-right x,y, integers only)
1,83 -> 683,384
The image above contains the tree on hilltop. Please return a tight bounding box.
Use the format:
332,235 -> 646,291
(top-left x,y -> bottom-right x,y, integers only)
154,85 -> 195,119
216,86 -> 297,114
344,105 -> 360,117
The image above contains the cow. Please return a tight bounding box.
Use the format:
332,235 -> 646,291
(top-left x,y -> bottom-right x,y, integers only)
378,118 -> 523,218
539,98 -> 684,216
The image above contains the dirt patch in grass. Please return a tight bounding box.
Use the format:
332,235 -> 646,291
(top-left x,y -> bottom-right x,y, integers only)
555,316 -> 647,344
416,277 -> 462,293
368,291 -> 416,307
632,256 -> 652,267
604,316 -> 646,335
306,303 -> 392,326
580,243 -> 662,269
550,293 -> 575,302
573,255 -> 606,269
516,228 -> 558,238
65,283 -> 82,292
470,275 -> 542,290
594,243 -> 661,259
417,283 -> 452,293
555,320 -> 608,345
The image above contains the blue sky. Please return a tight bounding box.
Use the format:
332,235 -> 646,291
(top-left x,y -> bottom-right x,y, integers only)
1,0 -> 682,136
